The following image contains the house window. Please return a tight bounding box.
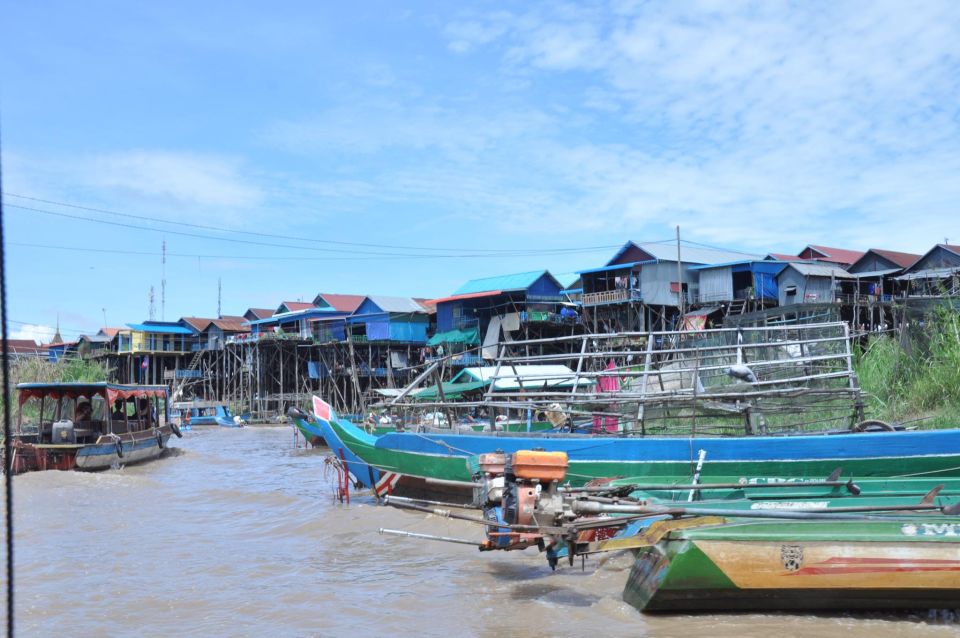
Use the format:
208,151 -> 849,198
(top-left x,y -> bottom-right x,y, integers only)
785,285 -> 797,297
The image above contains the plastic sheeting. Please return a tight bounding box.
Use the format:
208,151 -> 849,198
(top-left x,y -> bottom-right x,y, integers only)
482,316 -> 501,360
698,266 -> 733,302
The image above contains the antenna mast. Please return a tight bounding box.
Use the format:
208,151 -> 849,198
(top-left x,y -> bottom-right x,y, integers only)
218,277 -> 222,318
148,286 -> 156,321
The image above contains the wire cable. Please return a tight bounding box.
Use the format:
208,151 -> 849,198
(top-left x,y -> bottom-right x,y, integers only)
4,241 -> 611,262
5,204 -> 617,259
2,193 -> 619,255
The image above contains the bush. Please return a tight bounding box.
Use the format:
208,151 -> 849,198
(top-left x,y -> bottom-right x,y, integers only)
856,306 -> 960,425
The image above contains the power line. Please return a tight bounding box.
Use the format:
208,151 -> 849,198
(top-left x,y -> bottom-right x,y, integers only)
5,239 -> 613,262
7,318 -> 96,336
6,203 -> 619,259
2,192 -> 620,256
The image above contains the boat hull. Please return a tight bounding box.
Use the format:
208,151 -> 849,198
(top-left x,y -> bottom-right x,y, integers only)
624,520 -> 960,612
12,429 -> 173,473
328,416 -> 960,487
292,416 -> 328,447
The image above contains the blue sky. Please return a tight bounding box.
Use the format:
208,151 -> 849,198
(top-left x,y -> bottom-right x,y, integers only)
3,1 -> 959,343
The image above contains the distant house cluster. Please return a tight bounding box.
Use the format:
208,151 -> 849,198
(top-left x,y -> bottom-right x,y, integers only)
7,240 -> 960,394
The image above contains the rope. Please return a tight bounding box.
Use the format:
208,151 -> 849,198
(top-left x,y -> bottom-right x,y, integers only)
896,465 -> 960,478
408,432 -> 477,457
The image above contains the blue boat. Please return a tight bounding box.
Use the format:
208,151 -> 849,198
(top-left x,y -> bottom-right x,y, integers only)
326,412 -> 960,486
11,382 -> 181,473
172,401 -> 243,427
287,398 -> 389,494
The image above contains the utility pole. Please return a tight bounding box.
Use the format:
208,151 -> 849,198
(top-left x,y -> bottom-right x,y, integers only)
161,240 -> 167,320
676,226 -> 685,318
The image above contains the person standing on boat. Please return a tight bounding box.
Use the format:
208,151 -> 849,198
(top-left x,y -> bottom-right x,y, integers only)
111,399 -> 126,421
137,398 -> 155,426
75,399 -> 92,422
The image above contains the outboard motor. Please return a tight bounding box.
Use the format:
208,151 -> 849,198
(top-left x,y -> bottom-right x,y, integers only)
478,450 -> 570,551
468,451 -> 506,508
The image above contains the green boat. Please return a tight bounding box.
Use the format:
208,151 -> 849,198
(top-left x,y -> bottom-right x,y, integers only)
594,516 -> 960,612
325,413 -> 960,490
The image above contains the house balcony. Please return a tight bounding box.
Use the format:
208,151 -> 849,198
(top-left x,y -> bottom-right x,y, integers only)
582,288 -> 642,307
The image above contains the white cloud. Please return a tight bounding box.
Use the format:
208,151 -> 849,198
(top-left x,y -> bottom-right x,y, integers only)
12,324 -> 54,345
429,1 -> 960,253
87,151 -> 263,209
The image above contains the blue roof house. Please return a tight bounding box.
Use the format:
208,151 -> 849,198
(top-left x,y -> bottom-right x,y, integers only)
430,270 -> 564,338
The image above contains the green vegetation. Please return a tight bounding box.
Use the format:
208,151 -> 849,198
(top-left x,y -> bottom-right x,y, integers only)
0,357 -> 110,423
856,307 -> 960,427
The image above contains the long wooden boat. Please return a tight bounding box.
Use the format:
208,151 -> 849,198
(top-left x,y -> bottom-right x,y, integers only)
10,382 -> 180,474
604,516 -> 960,612
324,408 -> 960,488
288,402 -> 393,495
378,445 -> 960,613
172,401 -> 242,428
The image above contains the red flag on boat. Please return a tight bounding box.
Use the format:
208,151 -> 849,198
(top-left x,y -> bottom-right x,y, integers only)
312,396 -> 336,423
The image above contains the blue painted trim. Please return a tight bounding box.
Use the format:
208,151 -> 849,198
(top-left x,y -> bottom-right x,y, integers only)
370,427 -> 960,465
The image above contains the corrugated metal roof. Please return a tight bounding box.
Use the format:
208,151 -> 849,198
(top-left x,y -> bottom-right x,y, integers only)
455,365 -> 579,390
641,242 -> 760,263
895,266 -> 960,281
867,249 -> 921,269
246,307 -> 339,326
277,301 -> 315,313
453,271 -> 552,295
209,318 -> 250,332
99,327 -> 122,338
610,241 -> 759,266
126,323 -> 195,335
314,293 -> 365,313
180,317 -> 216,332
578,261 -> 651,275
802,245 -> 865,265
246,308 -> 274,320
765,253 -> 803,261
3,339 -> 45,354
783,263 -> 854,279
363,295 -> 429,313
428,290 -> 503,305
850,268 -> 902,278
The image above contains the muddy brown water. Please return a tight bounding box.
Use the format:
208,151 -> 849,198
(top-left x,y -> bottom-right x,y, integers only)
4,426 -> 959,637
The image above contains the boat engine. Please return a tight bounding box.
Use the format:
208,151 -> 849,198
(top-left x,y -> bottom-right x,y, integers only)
479,450 -> 571,550
469,451 -> 506,508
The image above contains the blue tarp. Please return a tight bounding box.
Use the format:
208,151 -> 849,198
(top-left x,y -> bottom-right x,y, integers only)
754,272 -> 779,300
307,361 -> 328,379
366,320 -> 391,341
390,322 -> 428,343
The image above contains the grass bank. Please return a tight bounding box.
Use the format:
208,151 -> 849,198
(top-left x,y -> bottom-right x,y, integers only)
856,307 -> 960,428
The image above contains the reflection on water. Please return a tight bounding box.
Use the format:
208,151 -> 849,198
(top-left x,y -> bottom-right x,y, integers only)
5,426 -> 959,637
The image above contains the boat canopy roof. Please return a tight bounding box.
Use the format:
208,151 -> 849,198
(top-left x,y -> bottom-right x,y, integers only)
17,382 -> 168,406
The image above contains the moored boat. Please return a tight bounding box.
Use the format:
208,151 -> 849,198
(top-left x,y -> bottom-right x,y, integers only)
326,410 -> 960,489
381,447 -> 960,614
9,382 -> 181,474
612,516 -> 960,612
172,400 -> 242,427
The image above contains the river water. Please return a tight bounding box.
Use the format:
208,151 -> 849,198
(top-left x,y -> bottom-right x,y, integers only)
4,426 -> 959,637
